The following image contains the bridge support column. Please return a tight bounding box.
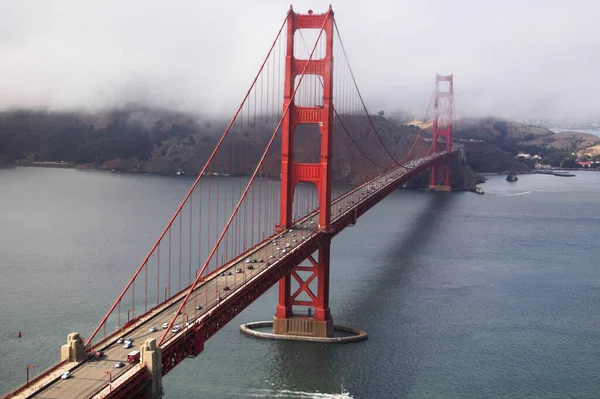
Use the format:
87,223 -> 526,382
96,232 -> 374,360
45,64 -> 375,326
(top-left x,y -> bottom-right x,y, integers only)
273,7 -> 335,339
273,236 -> 334,338
429,74 -> 454,192
60,332 -> 86,362
141,338 -> 163,399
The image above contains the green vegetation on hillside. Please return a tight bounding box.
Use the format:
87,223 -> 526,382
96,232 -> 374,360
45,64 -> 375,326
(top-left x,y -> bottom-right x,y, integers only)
0,109 -> 429,181
0,109 -> 215,165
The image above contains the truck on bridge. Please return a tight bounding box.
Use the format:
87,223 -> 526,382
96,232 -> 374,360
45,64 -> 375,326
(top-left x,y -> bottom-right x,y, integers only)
127,350 -> 140,363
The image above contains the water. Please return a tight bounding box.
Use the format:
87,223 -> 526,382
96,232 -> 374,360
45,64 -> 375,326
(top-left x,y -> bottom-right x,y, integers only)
1,167 -> 599,398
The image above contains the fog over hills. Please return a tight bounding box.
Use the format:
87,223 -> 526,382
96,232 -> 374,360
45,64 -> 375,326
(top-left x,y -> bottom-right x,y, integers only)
1,0 -> 599,121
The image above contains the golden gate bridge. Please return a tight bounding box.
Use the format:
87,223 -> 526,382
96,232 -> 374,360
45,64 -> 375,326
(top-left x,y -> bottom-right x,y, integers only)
5,6 -> 460,399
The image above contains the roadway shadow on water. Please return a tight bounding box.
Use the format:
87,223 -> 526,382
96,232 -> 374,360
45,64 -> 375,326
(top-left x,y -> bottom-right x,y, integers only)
261,193 -> 457,398
338,192 -> 457,398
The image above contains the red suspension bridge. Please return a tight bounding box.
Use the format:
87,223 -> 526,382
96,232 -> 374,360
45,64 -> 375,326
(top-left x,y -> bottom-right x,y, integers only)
5,6 -> 462,399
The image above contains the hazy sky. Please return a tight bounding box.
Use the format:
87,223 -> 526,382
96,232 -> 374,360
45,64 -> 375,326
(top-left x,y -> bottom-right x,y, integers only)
1,0 -> 598,120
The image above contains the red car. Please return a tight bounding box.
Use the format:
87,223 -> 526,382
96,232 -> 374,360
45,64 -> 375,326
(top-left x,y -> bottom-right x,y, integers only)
93,351 -> 104,359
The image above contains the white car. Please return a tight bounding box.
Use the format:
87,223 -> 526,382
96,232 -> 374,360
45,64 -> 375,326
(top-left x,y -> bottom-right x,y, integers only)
149,327 -> 157,332
123,342 -> 133,349
162,322 -> 169,329
61,371 -> 71,380
114,362 -> 125,368
171,325 -> 181,334
116,337 -> 124,344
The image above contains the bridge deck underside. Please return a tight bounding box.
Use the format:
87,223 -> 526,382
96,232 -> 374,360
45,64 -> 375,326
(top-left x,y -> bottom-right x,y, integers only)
7,152 -> 452,399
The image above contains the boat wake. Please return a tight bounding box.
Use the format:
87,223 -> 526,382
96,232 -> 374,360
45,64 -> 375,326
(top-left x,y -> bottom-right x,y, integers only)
232,388 -> 353,398
499,191 -> 532,197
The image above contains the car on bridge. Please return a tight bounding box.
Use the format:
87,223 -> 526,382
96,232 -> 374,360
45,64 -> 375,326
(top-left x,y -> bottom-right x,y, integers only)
115,362 -> 125,368
60,371 -> 71,380
171,325 -> 181,334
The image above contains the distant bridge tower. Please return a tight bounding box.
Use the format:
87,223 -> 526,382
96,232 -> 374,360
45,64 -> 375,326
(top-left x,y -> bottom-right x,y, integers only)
429,74 -> 454,191
274,6 -> 335,338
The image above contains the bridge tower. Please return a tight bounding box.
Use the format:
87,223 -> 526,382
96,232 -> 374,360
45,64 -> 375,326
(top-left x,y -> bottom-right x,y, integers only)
274,6 -> 335,338
429,74 -> 454,191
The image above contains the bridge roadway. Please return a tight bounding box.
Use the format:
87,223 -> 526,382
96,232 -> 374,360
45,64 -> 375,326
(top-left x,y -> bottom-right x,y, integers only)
9,152 -> 448,399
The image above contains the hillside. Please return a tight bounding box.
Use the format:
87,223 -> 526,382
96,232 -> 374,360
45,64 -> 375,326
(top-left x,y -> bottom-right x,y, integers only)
1,108 -> 535,188
455,117 -> 552,143
462,141 -> 530,173
521,130 -> 600,151
0,108 -> 431,184
582,143 -> 600,156
453,117 -> 600,154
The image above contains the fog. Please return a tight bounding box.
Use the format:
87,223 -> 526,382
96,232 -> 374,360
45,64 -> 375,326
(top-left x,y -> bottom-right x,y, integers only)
0,0 -> 598,121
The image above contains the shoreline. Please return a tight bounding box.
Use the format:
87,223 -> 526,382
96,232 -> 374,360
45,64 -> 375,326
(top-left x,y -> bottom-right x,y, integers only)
479,171 -> 535,176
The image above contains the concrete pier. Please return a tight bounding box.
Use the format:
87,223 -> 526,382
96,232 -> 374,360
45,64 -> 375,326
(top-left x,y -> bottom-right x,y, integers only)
241,321 -> 367,343
273,316 -> 333,338
429,184 -> 452,192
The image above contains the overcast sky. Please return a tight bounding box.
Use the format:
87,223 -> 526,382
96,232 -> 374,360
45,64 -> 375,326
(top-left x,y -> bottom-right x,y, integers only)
0,0 -> 598,121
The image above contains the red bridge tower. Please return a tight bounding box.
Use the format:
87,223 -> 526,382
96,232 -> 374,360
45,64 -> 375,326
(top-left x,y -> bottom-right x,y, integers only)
274,6 -> 335,337
429,74 -> 454,191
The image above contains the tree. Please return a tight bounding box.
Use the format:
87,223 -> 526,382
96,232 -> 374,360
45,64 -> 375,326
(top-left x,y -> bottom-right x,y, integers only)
561,158 -> 580,168
579,154 -> 590,162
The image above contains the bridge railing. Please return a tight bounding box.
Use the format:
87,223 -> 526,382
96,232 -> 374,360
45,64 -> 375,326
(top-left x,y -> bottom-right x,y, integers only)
2,360 -> 69,399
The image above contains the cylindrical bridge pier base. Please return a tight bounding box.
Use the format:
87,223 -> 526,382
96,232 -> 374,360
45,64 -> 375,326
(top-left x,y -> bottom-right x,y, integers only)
240,321 -> 367,343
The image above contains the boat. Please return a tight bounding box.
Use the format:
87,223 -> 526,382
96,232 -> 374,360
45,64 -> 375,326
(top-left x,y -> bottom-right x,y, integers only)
506,171 -> 518,182
553,171 -> 575,177
471,186 -> 484,195
176,168 -> 185,176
